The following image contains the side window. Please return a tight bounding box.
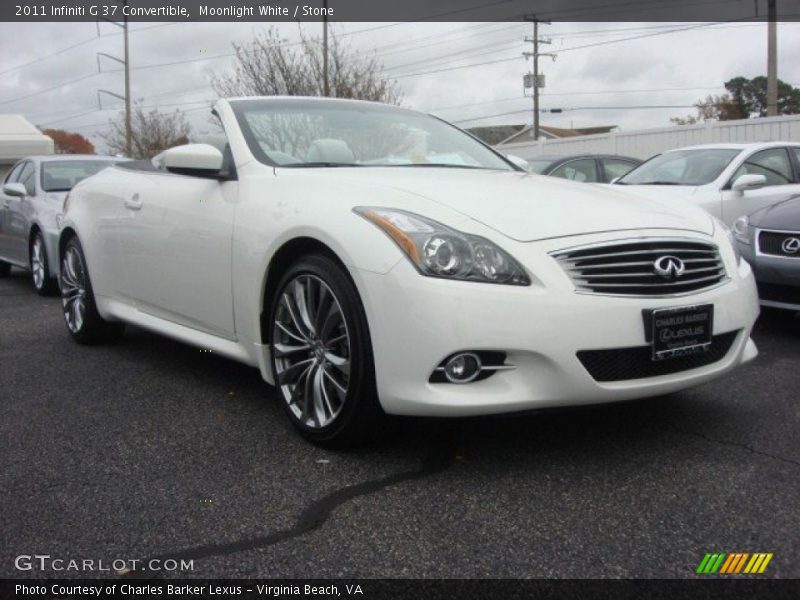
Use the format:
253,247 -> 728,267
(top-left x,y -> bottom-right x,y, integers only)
732,148 -> 793,186
17,162 -> 36,195
602,159 -> 638,182
550,159 -> 598,183
4,162 -> 24,184
791,147 -> 800,178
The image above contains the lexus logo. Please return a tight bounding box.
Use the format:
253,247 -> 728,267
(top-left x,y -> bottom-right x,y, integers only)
654,255 -> 686,279
782,237 -> 800,255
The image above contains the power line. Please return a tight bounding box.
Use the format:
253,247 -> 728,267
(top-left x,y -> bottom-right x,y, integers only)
451,104 -> 697,124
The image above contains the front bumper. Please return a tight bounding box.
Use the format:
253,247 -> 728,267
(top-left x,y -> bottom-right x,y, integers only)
357,234 -> 760,417
737,239 -> 800,311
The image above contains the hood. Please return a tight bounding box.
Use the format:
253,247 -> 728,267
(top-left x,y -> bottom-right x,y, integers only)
290,168 -> 714,242
748,196 -> 800,229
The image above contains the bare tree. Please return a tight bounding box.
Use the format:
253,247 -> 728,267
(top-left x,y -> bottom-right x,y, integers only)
103,103 -> 191,159
211,27 -> 401,104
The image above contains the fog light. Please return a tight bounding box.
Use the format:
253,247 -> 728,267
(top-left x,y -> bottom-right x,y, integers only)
444,352 -> 482,383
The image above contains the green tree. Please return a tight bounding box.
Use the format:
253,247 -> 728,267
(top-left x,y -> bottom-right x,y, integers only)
724,76 -> 800,117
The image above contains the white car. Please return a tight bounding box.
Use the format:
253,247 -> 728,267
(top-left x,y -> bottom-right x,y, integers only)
613,142 -> 800,226
58,97 -> 760,445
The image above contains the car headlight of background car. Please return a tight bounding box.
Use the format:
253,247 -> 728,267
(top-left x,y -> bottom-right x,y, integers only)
355,207 -> 530,285
732,215 -> 750,245
714,217 -> 742,264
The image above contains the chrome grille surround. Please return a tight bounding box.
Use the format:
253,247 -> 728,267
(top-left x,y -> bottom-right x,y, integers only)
551,237 -> 728,297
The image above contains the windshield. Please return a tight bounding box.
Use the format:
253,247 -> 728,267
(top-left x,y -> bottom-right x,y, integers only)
231,99 -> 514,170
41,160 -> 116,192
525,159 -> 555,174
617,148 -> 740,186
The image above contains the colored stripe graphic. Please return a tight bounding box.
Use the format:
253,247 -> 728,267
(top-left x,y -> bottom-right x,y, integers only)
698,552 -> 773,574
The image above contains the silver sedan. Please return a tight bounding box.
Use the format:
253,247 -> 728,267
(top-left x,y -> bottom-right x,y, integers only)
0,155 -> 121,294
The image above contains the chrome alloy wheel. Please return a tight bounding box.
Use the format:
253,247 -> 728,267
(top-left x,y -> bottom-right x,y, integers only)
31,235 -> 46,290
272,274 -> 351,429
60,246 -> 87,333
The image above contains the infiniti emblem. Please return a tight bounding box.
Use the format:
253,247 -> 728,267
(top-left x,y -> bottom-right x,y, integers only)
782,237 -> 800,255
654,255 -> 686,279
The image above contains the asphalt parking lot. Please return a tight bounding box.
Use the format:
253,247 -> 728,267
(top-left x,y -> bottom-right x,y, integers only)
1,267 -> 799,579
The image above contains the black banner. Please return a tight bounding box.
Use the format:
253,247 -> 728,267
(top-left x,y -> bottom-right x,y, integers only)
3,0 -> 800,23
3,579 -> 800,600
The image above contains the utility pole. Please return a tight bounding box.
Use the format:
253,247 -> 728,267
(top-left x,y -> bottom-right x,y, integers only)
766,0 -> 778,117
322,0 -> 330,97
123,0 -> 131,154
523,15 -> 553,140
96,0 -> 131,156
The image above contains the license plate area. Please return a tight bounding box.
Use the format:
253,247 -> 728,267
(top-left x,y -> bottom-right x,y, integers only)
649,304 -> 714,361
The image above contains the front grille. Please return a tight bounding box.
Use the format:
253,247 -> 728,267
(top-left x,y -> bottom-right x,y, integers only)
757,282 -> 800,305
758,230 -> 800,258
577,330 -> 739,382
552,239 -> 727,296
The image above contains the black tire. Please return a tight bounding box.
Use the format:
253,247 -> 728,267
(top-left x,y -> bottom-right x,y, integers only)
60,236 -> 125,345
0,261 -> 10,278
268,254 -> 386,447
30,231 -> 59,296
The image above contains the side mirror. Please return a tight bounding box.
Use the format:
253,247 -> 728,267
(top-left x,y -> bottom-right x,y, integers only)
505,154 -> 530,170
610,176 -> 621,184
155,144 -> 224,176
2,182 -> 27,197
731,173 -> 766,193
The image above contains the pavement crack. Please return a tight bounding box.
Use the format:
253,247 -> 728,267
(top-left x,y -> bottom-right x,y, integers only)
127,436 -> 456,575
663,421 -> 800,469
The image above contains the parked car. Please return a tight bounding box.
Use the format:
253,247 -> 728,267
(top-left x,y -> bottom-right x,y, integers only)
58,97 -> 759,445
525,154 -> 641,183
733,196 -> 800,312
612,142 -> 800,226
0,155 -> 122,294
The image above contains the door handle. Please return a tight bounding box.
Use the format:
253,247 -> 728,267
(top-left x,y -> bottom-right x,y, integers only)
124,193 -> 142,210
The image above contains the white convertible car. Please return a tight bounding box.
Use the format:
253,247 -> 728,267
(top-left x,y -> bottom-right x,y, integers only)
58,97 -> 760,445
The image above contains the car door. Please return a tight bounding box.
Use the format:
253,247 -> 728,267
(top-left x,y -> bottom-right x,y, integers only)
118,165 -> 238,340
0,161 -> 25,262
4,160 -> 36,264
721,147 -> 800,225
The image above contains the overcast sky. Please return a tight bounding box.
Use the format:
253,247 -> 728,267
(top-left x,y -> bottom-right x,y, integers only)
1,19 -> 799,152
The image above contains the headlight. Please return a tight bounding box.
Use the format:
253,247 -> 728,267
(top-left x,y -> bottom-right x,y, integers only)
715,217 -> 741,264
732,215 -> 750,244
355,207 -> 530,285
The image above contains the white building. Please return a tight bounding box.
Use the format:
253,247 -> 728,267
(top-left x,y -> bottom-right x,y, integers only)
0,115 -> 54,180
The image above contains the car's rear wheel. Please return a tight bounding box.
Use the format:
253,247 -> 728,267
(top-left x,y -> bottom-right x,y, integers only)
60,237 -> 125,344
269,254 -> 385,447
30,231 -> 58,296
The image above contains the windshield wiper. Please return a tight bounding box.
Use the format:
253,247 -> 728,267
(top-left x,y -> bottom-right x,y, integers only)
284,162 -> 363,168
393,163 -> 488,169
633,181 -> 685,186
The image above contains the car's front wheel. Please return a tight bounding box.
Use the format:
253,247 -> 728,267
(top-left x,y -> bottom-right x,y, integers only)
30,231 -> 58,295
60,237 -> 125,344
269,254 -> 385,447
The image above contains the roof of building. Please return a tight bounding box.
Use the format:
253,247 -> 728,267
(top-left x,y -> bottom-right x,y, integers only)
0,115 -> 54,163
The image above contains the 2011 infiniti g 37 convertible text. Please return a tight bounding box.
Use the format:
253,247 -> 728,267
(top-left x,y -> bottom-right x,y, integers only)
58,97 -> 760,445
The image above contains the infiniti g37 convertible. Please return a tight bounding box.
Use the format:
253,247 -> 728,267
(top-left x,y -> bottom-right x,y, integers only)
58,97 -> 760,445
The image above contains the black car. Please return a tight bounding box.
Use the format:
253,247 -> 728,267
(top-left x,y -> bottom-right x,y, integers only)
525,154 -> 642,183
734,196 -> 800,312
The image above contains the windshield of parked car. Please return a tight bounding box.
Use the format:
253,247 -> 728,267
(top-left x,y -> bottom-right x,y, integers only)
230,99 -> 514,170
41,160 -> 117,192
616,148 -> 740,186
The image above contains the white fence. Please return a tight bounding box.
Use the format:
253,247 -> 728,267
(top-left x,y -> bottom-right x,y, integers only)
496,114 -> 800,160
